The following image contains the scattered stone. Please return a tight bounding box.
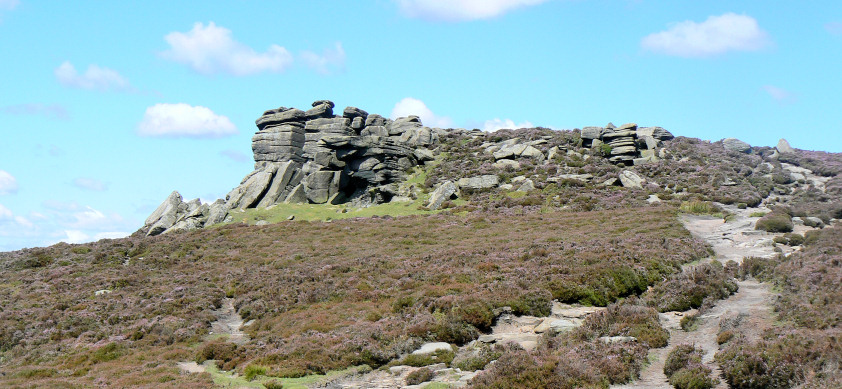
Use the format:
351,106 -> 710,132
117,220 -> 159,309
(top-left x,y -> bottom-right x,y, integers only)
493,159 -> 520,170
144,191 -> 183,236
802,217 -> 824,228
723,138 -> 752,153
457,175 -> 499,190
777,138 -> 796,154
427,181 -> 457,210
547,146 -> 560,160
516,179 -> 535,192
599,336 -> 636,344
618,170 -> 644,188
412,342 -> 452,355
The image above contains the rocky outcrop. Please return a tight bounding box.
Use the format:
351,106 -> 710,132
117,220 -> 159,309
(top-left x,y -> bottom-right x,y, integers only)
142,100 -> 445,236
723,138 -> 752,153
777,138 -> 796,154
580,123 -> 674,165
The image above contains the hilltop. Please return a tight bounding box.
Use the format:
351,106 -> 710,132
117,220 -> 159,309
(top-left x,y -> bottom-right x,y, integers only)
1,101 -> 841,388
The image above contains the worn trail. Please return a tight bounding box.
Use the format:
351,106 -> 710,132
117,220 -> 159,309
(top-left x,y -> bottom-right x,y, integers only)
616,204 -> 783,389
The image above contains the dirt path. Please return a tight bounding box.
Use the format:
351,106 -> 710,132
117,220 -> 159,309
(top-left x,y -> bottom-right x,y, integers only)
178,298 -> 250,375
210,298 -> 250,345
616,204 -> 782,389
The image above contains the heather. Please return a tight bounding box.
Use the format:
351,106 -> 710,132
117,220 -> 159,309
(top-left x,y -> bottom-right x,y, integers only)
664,345 -> 718,389
469,302 -> 663,388
716,225 -> 842,388
642,260 -> 739,312
0,206 -> 708,386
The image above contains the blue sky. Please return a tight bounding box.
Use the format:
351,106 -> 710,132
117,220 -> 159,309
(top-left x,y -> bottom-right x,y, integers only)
1,0 -> 841,251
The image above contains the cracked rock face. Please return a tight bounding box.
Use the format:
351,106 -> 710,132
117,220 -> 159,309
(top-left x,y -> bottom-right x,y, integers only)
141,100 -> 444,236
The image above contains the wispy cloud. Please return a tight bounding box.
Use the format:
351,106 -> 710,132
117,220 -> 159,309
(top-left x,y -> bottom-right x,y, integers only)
483,118 -> 535,132
161,22 -> 293,76
0,0 -> 18,10
55,61 -> 133,91
1,201 -> 131,251
826,21 -> 842,36
1,103 -> 70,120
391,97 -> 453,128
300,42 -> 346,75
395,0 -> 549,22
220,149 -> 249,163
642,13 -> 770,57
762,85 -> 796,103
0,170 -> 17,195
137,103 -> 237,138
72,177 -> 108,192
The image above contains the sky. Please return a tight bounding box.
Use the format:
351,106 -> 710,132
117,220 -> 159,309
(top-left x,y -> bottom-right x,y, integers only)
1,0 -> 841,251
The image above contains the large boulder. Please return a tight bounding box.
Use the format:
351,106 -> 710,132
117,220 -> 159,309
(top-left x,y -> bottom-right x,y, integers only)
427,181 -> 457,210
145,191 -> 183,236
581,126 -> 603,140
636,126 -> 674,141
388,116 -> 422,136
723,138 -> 751,153
777,138 -> 796,154
255,108 -> 305,130
304,170 -> 342,204
204,199 -> 230,227
457,175 -> 499,190
256,161 -> 302,208
618,170 -> 644,189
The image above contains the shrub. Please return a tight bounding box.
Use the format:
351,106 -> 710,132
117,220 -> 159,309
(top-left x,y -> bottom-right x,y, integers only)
452,345 -> 502,371
508,289 -> 552,317
196,341 -> 238,368
679,201 -> 722,215
399,349 -> 455,367
664,345 -> 718,389
680,313 -> 700,331
755,212 -> 793,233
717,330 -> 734,345
244,364 -> 267,381
406,367 -> 434,385
784,233 -> 804,246
263,380 -> 284,389
644,263 -> 738,312
669,364 -> 718,389
664,344 -> 703,377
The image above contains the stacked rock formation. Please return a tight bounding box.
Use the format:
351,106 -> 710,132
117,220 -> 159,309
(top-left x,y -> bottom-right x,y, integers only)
142,100 -> 443,236
581,123 -> 674,165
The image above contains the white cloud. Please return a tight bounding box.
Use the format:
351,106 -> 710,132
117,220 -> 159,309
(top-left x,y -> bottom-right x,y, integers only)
1,103 -> 69,120
0,203 -> 11,219
73,177 -> 108,191
483,118 -> 535,132
396,0 -> 549,21
391,97 -> 453,128
762,85 -> 796,103
93,231 -> 129,241
641,13 -> 770,57
161,22 -> 293,76
0,0 -> 18,11
300,42 -> 346,75
55,61 -> 132,91
0,170 -> 18,195
62,230 -> 90,244
137,103 -> 237,138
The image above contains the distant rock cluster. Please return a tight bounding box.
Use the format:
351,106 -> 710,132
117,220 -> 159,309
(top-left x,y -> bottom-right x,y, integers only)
142,100 -> 445,236
581,123 -> 674,165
